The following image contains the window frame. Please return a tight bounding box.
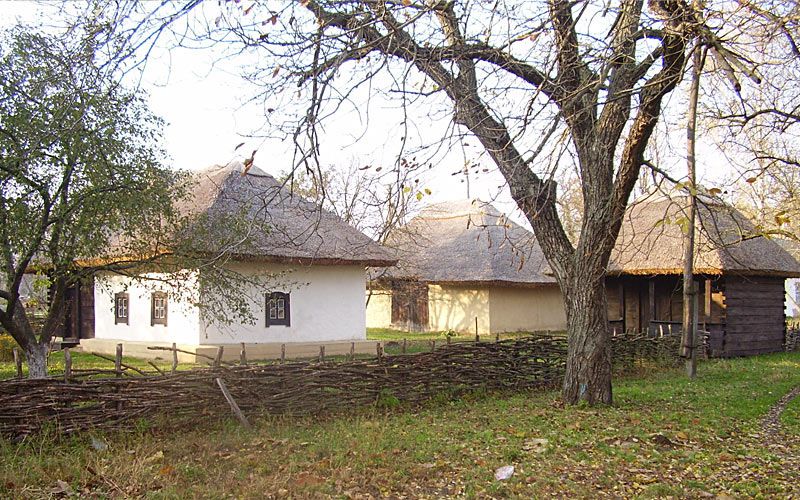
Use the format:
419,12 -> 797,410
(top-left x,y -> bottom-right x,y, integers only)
265,291 -> 291,327
151,292 -> 168,326
114,292 -> 129,325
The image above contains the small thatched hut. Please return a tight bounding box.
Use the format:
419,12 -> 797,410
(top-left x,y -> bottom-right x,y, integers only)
78,161 -> 396,361
366,200 -> 566,333
608,193 -> 800,356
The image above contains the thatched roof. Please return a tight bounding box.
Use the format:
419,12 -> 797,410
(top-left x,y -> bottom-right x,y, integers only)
182,162 -> 396,267
380,199 -> 556,286
609,192 -> 800,277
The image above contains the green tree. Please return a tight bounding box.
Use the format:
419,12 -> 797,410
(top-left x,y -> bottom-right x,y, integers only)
0,25 -> 185,378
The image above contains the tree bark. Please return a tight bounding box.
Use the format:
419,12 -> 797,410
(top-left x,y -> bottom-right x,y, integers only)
561,276 -> 612,404
24,342 -> 49,379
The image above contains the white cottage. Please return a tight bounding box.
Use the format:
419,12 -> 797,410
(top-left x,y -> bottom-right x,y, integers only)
80,162 -> 395,361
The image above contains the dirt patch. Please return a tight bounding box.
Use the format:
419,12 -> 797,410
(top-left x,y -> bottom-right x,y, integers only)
761,386 -> 800,437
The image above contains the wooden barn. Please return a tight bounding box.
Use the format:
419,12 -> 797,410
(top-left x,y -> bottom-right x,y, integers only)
607,193 -> 800,356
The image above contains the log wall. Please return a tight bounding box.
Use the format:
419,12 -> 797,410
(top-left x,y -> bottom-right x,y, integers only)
722,276 -> 786,356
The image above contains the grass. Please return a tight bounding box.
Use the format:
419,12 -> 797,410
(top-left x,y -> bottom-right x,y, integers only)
0,351 -> 201,380
1,352 -> 798,498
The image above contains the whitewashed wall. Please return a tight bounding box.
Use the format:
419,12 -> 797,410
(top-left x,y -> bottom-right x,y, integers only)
365,289 -> 392,329
93,272 -> 201,345
200,262 -> 368,344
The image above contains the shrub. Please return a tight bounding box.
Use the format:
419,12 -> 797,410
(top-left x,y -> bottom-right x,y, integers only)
0,334 -> 18,362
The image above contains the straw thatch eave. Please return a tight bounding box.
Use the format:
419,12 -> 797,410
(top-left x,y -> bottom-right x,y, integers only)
380,199 -> 555,285
609,192 -> 800,278
180,162 -> 397,268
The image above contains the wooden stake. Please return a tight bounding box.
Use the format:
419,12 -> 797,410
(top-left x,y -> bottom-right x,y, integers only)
475,317 -> 479,341
280,344 -> 285,364
240,342 -> 247,366
171,342 -> 178,373
350,342 -> 355,361
402,338 -> 407,354
13,348 -> 22,378
216,378 -> 252,430
115,344 -> 123,378
64,348 -> 72,381
446,336 -> 451,346
430,340 -> 436,352
319,345 -> 325,363
213,346 -> 224,369
495,332 -> 500,342
376,342 -> 383,361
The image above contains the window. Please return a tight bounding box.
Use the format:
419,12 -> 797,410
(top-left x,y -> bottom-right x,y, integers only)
114,293 -> 129,325
266,292 -> 290,327
151,292 -> 168,326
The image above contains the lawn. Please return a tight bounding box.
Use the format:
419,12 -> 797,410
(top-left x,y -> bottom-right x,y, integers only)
0,350 -> 202,380
1,352 -> 798,498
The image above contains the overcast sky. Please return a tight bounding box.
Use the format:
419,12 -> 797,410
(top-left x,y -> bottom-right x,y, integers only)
2,1 -> 735,221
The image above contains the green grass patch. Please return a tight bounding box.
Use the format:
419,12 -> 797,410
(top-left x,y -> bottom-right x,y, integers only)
1,352 -> 798,498
0,351 -> 200,380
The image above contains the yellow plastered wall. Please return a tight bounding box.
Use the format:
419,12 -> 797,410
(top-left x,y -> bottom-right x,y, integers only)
488,286 -> 567,332
365,289 -> 393,328
427,284 -> 490,334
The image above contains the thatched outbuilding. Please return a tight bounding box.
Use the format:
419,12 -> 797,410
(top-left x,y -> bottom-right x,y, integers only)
367,200 -> 566,334
608,193 -> 800,356
77,161 -> 396,361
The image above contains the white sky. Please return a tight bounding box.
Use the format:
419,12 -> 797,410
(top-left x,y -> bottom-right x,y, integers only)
1,1 -> 737,222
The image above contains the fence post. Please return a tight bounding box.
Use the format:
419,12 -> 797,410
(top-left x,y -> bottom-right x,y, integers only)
430,340 -> 436,352
280,344 -> 286,364
213,346 -> 224,369
319,345 -> 325,363
402,338 -> 407,354
350,341 -> 355,361
475,317 -> 479,341
495,332 -> 500,342
446,336 -> 451,346
240,343 -> 247,366
64,348 -> 72,382
115,343 -> 123,378
13,348 -> 22,378
171,342 -> 178,373
376,342 -> 383,361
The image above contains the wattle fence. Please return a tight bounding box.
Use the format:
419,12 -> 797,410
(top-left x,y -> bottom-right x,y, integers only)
1,333 -> 681,438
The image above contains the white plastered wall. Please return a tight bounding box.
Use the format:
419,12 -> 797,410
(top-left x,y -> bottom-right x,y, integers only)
488,285 -> 567,332
199,262 -> 368,344
93,272 -> 201,345
427,284 -> 490,334
365,288 -> 392,328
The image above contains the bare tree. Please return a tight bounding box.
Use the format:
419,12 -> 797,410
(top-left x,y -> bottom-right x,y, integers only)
95,0 -> 800,404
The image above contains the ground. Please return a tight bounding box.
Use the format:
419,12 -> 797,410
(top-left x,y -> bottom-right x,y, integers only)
1,352 -> 798,498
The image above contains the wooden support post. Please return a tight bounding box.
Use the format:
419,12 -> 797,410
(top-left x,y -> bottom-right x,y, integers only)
64,348 -> 72,381
213,346 -> 224,369
216,378 -> 252,430
171,342 -> 178,373
475,317 -> 479,341
430,340 -> 436,352
376,342 -> 383,361
402,338 -> 407,354
447,336 -> 451,346
319,345 -> 325,363
280,344 -> 285,364
349,342 -> 355,361
13,348 -> 22,378
115,343 -> 123,378
240,342 -> 247,366
495,332 -> 500,342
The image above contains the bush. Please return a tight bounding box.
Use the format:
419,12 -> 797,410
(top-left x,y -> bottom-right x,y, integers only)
0,334 -> 17,362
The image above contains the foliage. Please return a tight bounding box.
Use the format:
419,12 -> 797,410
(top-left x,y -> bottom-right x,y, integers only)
0,335 -> 14,362
0,353 -> 797,497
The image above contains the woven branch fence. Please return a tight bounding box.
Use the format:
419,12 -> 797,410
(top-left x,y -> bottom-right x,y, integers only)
0,333 -> 680,438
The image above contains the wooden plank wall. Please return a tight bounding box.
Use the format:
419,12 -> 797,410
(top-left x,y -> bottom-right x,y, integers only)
722,276 -> 786,356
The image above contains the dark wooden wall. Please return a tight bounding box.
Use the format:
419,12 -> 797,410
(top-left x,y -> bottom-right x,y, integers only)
56,279 -> 95,340
390,281 -> 429,331
722,276 -> 785,356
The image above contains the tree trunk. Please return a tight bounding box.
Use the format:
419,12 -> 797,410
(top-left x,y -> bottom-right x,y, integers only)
24,342 -> 49,379
561,277 -> 612,404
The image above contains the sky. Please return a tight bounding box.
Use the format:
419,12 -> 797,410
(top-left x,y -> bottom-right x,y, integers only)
1,1 -> 737,224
